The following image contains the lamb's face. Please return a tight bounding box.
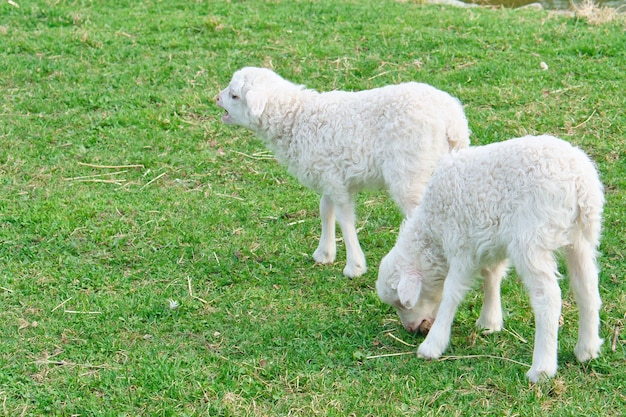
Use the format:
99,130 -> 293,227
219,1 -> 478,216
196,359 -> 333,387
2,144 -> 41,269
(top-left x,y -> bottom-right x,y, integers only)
216,72 -> 253,127
216,67 -> 280,128
377,249 -> 438,334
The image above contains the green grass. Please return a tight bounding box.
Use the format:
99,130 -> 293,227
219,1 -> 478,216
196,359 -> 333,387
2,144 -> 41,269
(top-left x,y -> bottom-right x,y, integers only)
1,0 -> 625,415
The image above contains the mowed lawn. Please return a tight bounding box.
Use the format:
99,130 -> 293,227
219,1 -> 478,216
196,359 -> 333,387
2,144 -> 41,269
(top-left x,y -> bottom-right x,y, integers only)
1,1 -> 625,415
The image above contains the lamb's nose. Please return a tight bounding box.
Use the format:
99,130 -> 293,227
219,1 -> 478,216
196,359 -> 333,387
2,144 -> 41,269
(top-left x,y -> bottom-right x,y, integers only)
404,322 -> 420,334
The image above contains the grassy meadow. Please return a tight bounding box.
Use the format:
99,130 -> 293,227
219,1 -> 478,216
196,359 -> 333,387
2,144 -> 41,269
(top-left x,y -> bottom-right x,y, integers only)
1,0 -> 625,415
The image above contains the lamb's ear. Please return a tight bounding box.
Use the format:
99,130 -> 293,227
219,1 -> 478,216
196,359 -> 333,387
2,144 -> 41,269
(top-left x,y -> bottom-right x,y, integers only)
397,270 -> 422,309
245,90 -> 268,118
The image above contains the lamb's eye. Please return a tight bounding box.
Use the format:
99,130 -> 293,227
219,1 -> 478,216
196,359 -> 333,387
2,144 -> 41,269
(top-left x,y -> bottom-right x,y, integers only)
230,93 -> 239,100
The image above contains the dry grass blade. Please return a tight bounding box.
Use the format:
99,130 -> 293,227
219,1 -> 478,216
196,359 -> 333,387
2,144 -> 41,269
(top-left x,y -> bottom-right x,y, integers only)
64,171 -> 128,181
77,162 -> 145,169
366,347 -> 531,368
51,297 -> 72,312
70,179 -> 126,184
440,354 -> 531,368
187,276 -> 209,304
140,171 -> 167,190
32,359 -> 115,370
502,327 -> 528,344
64,310 -> 102,314
232,150 -> 275,160
611,324 -> 622,352
366,351 -> 414,359
385,332 -> 417,347
213,192 -> 245,201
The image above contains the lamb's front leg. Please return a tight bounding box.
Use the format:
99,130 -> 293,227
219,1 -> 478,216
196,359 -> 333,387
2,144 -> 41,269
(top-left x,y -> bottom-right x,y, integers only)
476,260 -> 509,333
333,197 -> 366,278
313,194 -> 337,265
418,266 -> 472,359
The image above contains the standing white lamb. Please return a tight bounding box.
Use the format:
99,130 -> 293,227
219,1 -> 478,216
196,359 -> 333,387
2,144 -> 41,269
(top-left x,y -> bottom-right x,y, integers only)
216,67 -> 470,277
376,135 -> 604,382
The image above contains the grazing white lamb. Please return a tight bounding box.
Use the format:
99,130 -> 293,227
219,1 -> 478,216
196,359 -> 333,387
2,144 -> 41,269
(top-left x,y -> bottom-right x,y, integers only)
216,67 -> 470,277
376,135 -> 604,382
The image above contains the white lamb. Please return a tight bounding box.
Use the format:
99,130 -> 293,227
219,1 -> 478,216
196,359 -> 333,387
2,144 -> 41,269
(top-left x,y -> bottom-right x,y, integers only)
216,67 -> 470,277
376,135 -> 604,382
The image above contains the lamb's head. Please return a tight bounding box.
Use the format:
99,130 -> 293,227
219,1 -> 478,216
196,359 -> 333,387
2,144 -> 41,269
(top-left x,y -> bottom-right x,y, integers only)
377,248 -> 440,335
216,67 -> 290,128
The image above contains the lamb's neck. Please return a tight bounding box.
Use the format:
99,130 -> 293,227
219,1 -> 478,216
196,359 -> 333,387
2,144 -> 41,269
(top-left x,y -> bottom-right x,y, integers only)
403,218 -> 448,282
254,89 -> 318,152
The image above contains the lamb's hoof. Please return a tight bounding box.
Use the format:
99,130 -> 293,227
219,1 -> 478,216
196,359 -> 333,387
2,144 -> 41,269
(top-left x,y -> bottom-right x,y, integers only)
526,366 -> 557,383
574,339 -> 603,362
475,318 -> 503,335
343,263 -> 366,278
417,341 -> 443,360
313,248 -> 336,264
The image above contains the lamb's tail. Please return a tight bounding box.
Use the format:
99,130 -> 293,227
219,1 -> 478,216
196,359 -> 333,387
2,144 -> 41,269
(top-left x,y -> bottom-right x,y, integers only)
574,151 -> 605,246
445,100 -> 471,151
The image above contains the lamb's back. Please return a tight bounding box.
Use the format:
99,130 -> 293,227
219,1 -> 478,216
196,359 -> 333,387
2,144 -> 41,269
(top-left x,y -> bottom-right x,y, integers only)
275,83 -> 459,189
419,136 -> 600,252
304,83 -> 462,137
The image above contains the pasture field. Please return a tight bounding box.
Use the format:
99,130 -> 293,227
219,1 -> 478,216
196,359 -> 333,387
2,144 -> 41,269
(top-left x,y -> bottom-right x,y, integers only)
1,0 -> 624,415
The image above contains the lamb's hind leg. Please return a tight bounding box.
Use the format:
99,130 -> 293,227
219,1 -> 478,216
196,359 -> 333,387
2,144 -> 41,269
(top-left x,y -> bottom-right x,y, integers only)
565,240 -> 603,362
514,251 -> 562,383
476,259 -> 509,333
333,196 -> 366,278
313,194 -> 337,264
387,165 -> 430,217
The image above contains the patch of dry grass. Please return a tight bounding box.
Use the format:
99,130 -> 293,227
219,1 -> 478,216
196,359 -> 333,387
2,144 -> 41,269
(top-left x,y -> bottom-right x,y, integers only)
572,0 -> 622,24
